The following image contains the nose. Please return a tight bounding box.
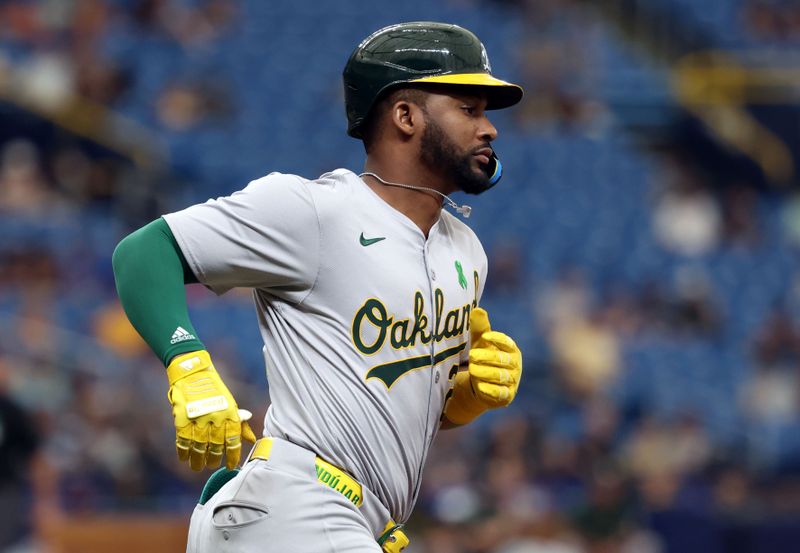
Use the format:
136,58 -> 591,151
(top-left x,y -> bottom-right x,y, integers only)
479,115 -> 498,143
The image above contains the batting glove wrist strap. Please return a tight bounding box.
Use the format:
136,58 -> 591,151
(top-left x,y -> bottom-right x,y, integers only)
443,370 -> 488,425
167,350 -> 257,471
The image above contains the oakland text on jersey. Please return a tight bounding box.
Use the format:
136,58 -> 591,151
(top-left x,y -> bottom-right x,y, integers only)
352,275 -> 480,389
352,289 -> 472,355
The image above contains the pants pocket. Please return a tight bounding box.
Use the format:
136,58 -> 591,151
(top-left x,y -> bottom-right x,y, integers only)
211,500 -> 270,529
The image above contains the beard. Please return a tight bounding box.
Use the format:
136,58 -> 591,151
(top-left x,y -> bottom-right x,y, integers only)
419,117 -> 491,195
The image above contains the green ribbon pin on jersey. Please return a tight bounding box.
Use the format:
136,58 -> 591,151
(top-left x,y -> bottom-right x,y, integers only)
455,260 -> 467,290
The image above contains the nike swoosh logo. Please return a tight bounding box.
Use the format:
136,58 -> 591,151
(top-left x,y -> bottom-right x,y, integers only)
360,233 -> 386,247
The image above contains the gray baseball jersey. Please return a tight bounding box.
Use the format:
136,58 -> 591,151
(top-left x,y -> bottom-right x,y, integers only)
164,168 -> 487,522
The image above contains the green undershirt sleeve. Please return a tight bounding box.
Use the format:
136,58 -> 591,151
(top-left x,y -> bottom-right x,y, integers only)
112,217 -> 206,366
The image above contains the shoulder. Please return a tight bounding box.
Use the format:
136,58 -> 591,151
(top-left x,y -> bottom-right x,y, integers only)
252,168 -> 358,197
313,168 -> 360,189
235,169 -> 362,209
245,168 -> 357,191
238,171 -> 308,201
247,171 -> 305,187
300,169 -> 366,221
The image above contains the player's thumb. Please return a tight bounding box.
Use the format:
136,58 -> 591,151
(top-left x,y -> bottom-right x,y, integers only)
470,307 -> 492,347
238,409 -> 257,443
241,421 -> 257,443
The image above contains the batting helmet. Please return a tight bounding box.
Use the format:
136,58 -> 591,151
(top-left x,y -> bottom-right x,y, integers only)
343,21 -> 523,138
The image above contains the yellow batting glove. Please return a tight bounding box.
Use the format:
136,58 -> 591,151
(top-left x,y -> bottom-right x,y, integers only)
444,308 -> 522,425
166,350 -> 257,471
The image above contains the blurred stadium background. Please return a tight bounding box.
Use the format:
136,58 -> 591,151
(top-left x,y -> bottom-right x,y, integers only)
2,0 -> 800,551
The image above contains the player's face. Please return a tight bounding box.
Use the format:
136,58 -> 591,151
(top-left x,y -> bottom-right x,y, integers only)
419,90 -> 498,195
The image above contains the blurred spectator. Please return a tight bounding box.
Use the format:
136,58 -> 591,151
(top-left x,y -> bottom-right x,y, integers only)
50,145 -> 97,203
536,268 -> 592,330
550,310 -> 621,400
71,0 -> 113,51
485,240 -> 524,296
652,180 -> 722,257
667,415 -> 714,476
631,269 -> 721,338
635,281 -> 673,335
415,525 -> 470,553
0,140 -> 57,215
493,519 -> 584,553
0,2 -> 43,43
0,135 -> 162,223
741,330 -> 800,425
538,435 -> 585,513
668,266 -> 721,338
578,398 -> 619,467
0,359 -> 40,550
712,464 -> 758,518
92,301 -> 150,359
0,248 -> 59,294
156,79 -> 233,131
622,415 -> 712,515
600,288 -> 643,339
743,0 -> 800,42
130,0 -> 239,49
514,0 -> 611,135
721,184 -> 760,248
75,57 -> 131,106
171,0 -> 239,48
781,192 -> 800,248
741,308 -> 800,423
753,308 -> 800,369
420,429 -> 481,525
15,51 -> 75,111
570,463 -> 659,553
485,453 -> 538,517
624,416 -> 712,481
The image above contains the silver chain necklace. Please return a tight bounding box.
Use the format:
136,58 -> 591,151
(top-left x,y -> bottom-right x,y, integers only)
359,172 -> 472,218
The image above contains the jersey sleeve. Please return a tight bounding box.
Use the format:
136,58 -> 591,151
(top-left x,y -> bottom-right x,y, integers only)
163,173 -> 320,300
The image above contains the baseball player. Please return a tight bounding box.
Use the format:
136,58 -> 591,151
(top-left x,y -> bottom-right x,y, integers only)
113,21 -> 523,553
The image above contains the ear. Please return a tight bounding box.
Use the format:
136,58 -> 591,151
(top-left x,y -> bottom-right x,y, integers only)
389,100 -> 423,138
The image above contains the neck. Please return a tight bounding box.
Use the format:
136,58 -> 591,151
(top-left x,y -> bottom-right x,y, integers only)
361,161 -> 446,236
361,172 -> 471,217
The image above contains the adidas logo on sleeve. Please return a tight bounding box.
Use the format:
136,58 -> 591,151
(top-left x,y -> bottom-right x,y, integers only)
170,326 -> 197,344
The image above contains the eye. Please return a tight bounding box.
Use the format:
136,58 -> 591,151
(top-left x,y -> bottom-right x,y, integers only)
461,105 -> 477,116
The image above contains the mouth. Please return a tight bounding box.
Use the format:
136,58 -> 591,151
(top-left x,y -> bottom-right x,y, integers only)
472,147 -> 493,165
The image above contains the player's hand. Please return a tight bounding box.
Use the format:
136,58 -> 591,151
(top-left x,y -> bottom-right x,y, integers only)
467,307 -> 522,408
166,350 -> 257,471
443,308 -> 522,425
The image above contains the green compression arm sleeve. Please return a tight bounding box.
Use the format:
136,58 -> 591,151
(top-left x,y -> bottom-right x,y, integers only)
112,217 -> 205,365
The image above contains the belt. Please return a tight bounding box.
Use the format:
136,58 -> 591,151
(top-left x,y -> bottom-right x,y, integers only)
250,438 -> 409,552
251,438 -> 363,507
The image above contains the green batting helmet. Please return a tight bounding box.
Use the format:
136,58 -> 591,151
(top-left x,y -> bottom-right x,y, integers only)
343,21 -> 523,138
